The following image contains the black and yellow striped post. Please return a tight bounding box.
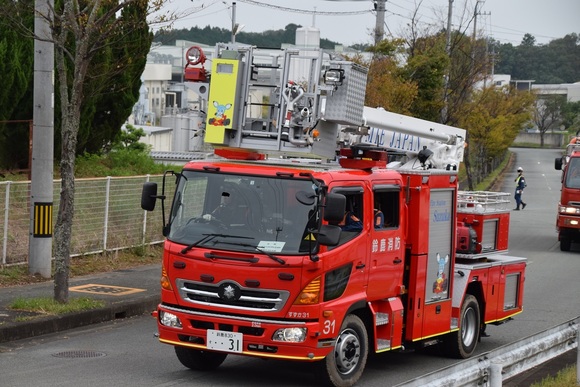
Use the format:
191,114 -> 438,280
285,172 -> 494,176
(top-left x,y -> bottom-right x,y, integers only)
33,202 -> 53,238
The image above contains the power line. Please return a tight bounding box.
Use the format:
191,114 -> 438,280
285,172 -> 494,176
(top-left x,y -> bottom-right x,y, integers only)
235,0 -> 373,16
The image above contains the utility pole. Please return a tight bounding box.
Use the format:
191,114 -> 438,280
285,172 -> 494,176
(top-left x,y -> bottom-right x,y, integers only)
374,0 -> 386,45
231,2 -> 237,43
471,1 -> 490,84
441,0 -> 454,123
472,0 -> 480,42
29,0 -> 54,278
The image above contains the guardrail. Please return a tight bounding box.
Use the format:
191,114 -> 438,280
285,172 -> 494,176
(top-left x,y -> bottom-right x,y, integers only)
395,316 -> 579,387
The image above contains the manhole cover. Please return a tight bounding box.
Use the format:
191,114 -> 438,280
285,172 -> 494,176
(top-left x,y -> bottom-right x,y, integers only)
52,350 -> 107,358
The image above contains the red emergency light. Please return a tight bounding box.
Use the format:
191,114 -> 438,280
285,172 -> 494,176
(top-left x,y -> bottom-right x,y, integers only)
184,46 -> 207,82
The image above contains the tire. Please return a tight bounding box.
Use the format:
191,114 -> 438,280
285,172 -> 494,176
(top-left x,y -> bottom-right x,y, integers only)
444,295 -> 480,359
320,314 -> 369,387
174,346 -> 228,371
560,235 -> 571,251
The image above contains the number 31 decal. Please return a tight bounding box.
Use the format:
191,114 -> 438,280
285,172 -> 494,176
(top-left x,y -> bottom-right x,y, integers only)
323,319 -> 336,335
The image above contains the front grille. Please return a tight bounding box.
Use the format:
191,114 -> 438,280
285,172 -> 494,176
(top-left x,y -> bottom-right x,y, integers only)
176,279 -> 290,312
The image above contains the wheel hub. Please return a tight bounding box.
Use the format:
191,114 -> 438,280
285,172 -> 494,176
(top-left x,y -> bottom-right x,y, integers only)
334,329 -> 360,375
462,307 -> 477,346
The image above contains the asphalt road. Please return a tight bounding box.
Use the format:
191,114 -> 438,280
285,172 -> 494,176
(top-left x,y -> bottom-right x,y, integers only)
0,147 -> 578,387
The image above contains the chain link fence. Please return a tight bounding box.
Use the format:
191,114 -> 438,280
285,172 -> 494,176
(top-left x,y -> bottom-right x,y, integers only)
1,175 -> 173,266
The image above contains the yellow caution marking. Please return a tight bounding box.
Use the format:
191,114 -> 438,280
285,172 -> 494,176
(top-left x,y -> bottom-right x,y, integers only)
69,284 -> 146,296
33,202 -> 53,237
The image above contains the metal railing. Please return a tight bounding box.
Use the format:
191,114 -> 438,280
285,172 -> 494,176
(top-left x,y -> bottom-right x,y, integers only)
395,316 -> 579,387
1,175 -> 173,266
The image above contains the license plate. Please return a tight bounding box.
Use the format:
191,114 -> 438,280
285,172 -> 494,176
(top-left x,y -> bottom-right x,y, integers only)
207,329 -> 243,353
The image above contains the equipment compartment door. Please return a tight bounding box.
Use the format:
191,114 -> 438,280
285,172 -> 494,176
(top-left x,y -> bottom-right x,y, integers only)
422,189 -> 455,338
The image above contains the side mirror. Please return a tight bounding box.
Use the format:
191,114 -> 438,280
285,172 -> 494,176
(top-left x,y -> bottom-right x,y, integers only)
555,157 -> 563,170
141,182 -> 158,211
324,193 -> 346,223
317,225 -> 341,246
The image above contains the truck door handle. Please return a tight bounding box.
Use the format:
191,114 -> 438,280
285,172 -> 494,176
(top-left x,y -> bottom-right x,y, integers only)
393,259 -> 402,264
356,263 -> 366,270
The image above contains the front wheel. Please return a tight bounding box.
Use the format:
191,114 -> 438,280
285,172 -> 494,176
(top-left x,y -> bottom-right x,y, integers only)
444,294 -> 480,359
174,346 -> 228,371
320,314 -> 369,387
560,234 -> 571,251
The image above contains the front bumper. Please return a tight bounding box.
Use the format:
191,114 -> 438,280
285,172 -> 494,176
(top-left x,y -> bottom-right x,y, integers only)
155,304 -> 334,361
557,214 -> 580,231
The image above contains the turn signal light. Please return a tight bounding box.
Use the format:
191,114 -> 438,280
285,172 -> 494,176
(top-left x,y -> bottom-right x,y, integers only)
294,276 -> 321,305
160,265 -> 173,290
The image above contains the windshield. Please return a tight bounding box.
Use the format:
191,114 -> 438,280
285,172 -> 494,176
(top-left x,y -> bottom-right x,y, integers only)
565,157 -> 580,189
167,170 -> 320,255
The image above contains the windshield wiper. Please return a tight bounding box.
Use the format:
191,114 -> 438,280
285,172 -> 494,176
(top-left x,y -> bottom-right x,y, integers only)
180,233 -> 254,254
217,241 -> 286,265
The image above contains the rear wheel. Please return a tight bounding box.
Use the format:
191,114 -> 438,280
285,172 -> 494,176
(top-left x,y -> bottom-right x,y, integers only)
174,346 -> 228,371
321,314 -> 368,387
444,295 -> 480,359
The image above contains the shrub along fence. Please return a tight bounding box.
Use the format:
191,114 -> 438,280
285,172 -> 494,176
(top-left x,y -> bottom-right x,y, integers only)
0,175 -> 172,266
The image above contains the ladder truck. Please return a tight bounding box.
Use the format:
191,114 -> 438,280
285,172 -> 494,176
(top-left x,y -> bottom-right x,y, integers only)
141,43 -> 527,387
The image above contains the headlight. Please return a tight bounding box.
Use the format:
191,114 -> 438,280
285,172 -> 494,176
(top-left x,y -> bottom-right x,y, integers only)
159,311 -> 182,328
560,206 -> 580,214
272,327 -> 307,343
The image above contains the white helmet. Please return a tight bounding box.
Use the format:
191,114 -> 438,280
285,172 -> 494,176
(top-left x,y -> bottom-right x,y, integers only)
517,167 -> 523,172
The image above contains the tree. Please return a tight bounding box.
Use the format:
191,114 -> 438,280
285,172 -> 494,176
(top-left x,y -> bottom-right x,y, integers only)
0,0 -> 172,303
0,1 -> 34,169
0,1 -> 154,168
532,95 -> 566,147
361,0 -> 535,191
363,40 -> 418,114
114,124 -> 148,152
457,86 -> 535,188
51,0 -> 163,303
561,101 -> 580,135
495,33 -> 580,84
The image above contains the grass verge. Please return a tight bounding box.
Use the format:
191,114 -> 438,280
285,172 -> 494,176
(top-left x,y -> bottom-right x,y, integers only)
9,297 -> 106,319
531,365 -> 578,387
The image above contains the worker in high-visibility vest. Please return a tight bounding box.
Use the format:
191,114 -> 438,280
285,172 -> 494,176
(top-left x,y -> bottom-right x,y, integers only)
514,167 -> 527,210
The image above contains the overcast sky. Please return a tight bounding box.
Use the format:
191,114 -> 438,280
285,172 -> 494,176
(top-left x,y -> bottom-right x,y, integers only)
160,0 -> 579,46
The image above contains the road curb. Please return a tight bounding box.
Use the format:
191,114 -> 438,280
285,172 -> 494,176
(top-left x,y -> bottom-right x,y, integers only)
0,295 -> 159,343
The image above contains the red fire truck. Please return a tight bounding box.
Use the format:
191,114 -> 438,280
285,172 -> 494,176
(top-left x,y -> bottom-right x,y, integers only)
141,44 -> 526,387
555,136 -> 580,251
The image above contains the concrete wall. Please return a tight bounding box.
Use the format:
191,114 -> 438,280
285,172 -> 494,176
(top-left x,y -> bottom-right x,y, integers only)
514,132 -> 566,147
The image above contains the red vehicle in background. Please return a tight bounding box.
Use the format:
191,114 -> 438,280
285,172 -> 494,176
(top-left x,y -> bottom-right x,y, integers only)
555,137 -> 580,250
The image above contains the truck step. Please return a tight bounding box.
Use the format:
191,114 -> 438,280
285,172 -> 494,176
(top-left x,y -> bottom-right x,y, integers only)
377,339 -> 391,351
376,312 -> 389,326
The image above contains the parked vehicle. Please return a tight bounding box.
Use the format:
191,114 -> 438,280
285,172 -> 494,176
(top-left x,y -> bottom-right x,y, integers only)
555,137 -> 580,251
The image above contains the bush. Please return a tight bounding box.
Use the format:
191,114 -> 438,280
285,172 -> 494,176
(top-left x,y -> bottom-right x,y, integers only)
75,148 -> 175,177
